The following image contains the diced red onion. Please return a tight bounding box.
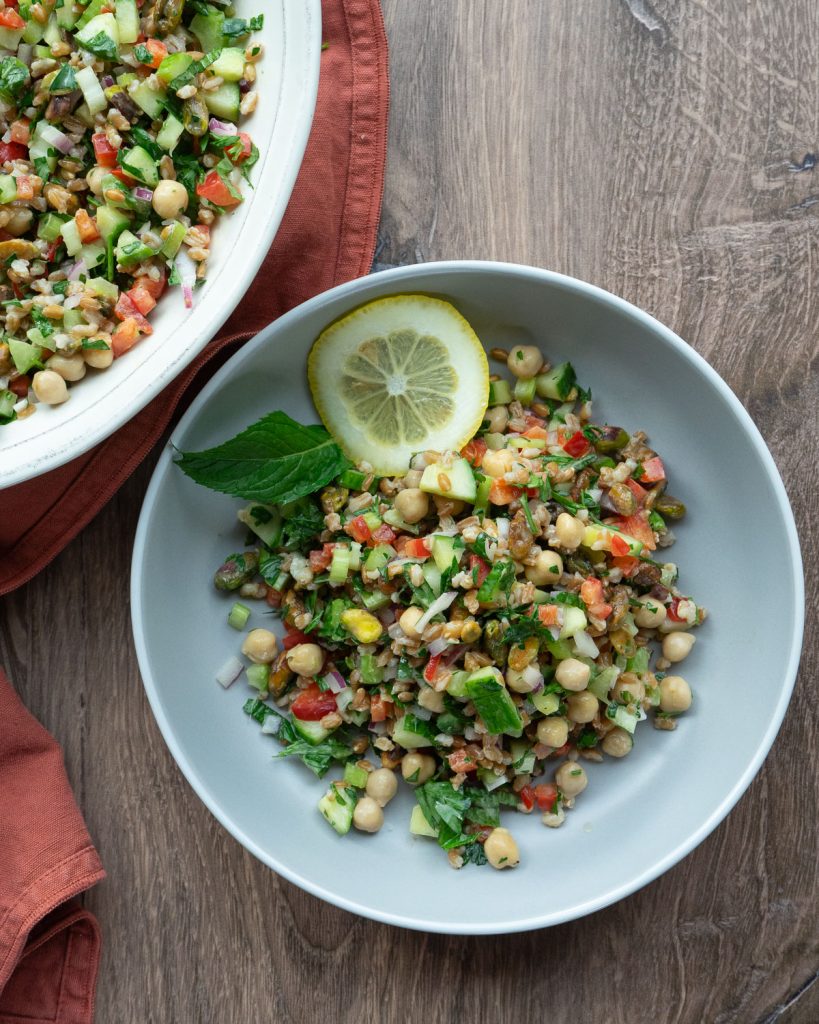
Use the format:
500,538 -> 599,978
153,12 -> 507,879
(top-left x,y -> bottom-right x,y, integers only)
427,636 -> 448,657
415,591 -> 458,634
521,663 -> 544,690
208,116 -> 237,136
411,704 -> 433,721
322,669 -> 346,693
133,186 -> 154,202
496,517 -> 510,542
67,260 -> 86,281
368,720 -> 387,735
38,124 -> 73,155
376,606 -> 395,627
16,43 -> 32,66
335,688 -> 354,712
216,656 -> 244,688
101,74 -> 115,88
573,629 -> 599,659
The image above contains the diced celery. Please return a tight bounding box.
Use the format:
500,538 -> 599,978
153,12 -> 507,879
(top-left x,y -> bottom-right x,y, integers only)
0,176 -> 17,204
245,663 -> 269,692
59,218 -> 83,257
362,510 -> 382,532
514,377 -> 536,405
363,543 -> 393,572
75,66 -> 107,115
115,0 -> 139,43
227,602 -> 251,630
360,590 -> 390,612
359,653 -> 383,685
329,545 -> 351,585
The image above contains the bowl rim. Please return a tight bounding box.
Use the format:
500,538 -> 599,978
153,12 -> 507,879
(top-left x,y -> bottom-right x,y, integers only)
131,259 -> 805,934
0,0 -> 322,490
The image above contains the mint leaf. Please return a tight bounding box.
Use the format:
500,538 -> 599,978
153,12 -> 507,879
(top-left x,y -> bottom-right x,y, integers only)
175,410 -> 352,504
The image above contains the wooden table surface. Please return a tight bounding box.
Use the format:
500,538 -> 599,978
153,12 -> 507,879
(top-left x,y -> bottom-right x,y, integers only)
3,1 -> 818,1020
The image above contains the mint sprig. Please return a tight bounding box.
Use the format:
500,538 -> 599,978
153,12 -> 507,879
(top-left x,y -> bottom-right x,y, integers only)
175,411 -> 352,504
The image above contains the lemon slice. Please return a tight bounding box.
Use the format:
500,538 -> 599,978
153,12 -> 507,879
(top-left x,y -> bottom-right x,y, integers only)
307,294 -> 489,475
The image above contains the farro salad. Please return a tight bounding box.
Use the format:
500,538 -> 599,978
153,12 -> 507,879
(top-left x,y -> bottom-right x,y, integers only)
177,302 -> 705,871
0,0 -> 263,425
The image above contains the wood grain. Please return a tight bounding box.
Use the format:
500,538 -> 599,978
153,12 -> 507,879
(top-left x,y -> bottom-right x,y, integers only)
2,0 -> 818,1020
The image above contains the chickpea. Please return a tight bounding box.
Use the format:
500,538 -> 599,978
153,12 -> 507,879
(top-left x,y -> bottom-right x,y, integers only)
536,716 -> 569,748
507,345 -> 544,379
566,690 -> 598,724
634,597 -> 668,629
31,369 -> 68,405
241,628 -> 278,664
555,657 -> 590,691
46,353 -> 86,382
555,760 -> 587,798
353,795 -> 384,833
525,548 -> 563,585
398,606 -> 424,639
611,674 -> 646,705
433,495 -> 465,516
401,752 -> 436,785
483,405 -> 509,433
480,447 -> 516,478
365,768 -> 398,807
505,665 -> 538,693
152,179 -> 189,219
394,487 -> 429,524
86,165 -> 107,195
417,686 -> 445,713
484,827 -> 520,869
553,512 -> 585,550
659,674 -> 692,713
662,632 -> 696,663
601,727 -> 633,758
82,343 -> 113,369
285,642 -> 323,677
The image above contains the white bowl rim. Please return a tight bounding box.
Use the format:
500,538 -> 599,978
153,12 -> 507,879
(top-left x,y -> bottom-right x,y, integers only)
0,1 -> 322,490
131,259 -> 805,934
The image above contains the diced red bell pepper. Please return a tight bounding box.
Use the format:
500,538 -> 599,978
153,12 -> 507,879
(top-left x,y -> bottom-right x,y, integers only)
369,693 -> 387,723
346,515 -> 372,544
291,683 -> 337,721
309,544 -> 335,572
0,142 -> 27,164
0,9 -> 25,29
447,748 -> 477,774
92,133 -> 118,168
110,167 -> 135,184
8,375 -> 29,398
371,524 -> 396,545
196,170 -> 242,208
469,554 -> 490,587
423,655 -> 441,684
519,785 -> 535,811
563,430 -> 591,457
534,782 -> 558,813
640,456 -> 666,484
403,537 -> 430,559
460,437 -> 487,467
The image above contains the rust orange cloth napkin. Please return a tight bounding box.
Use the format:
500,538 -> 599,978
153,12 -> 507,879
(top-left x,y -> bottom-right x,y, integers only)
0,0 -> 389,598
0,669 -> 105,1023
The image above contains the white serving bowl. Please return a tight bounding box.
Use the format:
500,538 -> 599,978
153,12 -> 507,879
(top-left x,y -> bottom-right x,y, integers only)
131,261 -> 804,934
0,0 -> 321,488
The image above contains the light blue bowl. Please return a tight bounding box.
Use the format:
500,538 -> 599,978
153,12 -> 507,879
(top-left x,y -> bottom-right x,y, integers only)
131,262 -> 804,934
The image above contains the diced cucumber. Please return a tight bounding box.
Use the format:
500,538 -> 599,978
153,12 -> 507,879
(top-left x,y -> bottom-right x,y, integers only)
465,667 -> 523,737
343,762 -> 368,789
589,665 -> 620,702
118,145 -> 158,187
488,379 -> 512,405
131,79 -> 167,119
445,670 -> 469,698
329,545 -> 351,585
115,0 -> 139,43
227,602 -> 250,630
0,389 -> 17,424
190,9 -> 224,52
605,702 -> 639,735
203,81 -> 241,122
363,543 -> 394,573
581,523 -> 643,557
8,339 -> 43,375
421,562 -> 441,596
80,240 -> 106,269
318,782 -> 357,836
337,468 -> 368,490
63,309 -> 84,330
95,205 -> 130,243
0,176 -> 17,204
559,605 -> 588,639
1,27 -> 26,49
156,52 -> 193,85
359,653 -> 383,685
392,714 -> 436,750
75,65 -> 106,115
477,767 -> 508,792
536,361 -> 577,401
361,510 -> 382,532
74,12 -> 119,50
85,277 -> 118,302
382,507 -> 419,534
75,0 -> 106,30
160,220 -> 187,258
419,457 -> 477,503
360,589 -> 390,612
26,328 -> 50,347
115,229 -> 155,267
236,503 -> 282,547
430,535 -> 461,574
409,804 -> 438,837
210,47 -> 245,82
245,663 -> 269,692
348,543 -> 362,571
292,717 -> 333,745
29,121 -> 59,173
59,218 -> 83,257
156,112 -> 184,153
510,739 -> 536,775
42,15 -> 62,48
55,0 -> 79,29
473,473 -> 491,515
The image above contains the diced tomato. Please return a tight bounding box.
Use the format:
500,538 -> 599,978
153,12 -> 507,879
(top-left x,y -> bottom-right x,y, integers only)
526,486 -> 541,499
369,693 -> 387,723
447,748 -> 477,774
0,9 -> 25,29
144,38 -> 168,68
309,544 -> 335,572
563,430 -> 591,457
469,554 -> 490,587
111,318 -> 141,357
611,555 -> 640,577
74,209 -> 100,244
616,512 -> 656,551
580,577 -> 604,607
8,375 -> 28,398
13,174 -> 33,200
537,604 -> 560,626
519,785 -> 535,811
461,437 -> 487,467
522,425 -> 548,440
282,629 -> 314,650
114,293 -> 152,333
265,586 -> 283,608
553,743 -> 570,758
196,170 -> 242,208
404,537 -> 430,559
667,597 -> 686,622
523,414 -> 545,429
371,524 -> 396,545
109,167 -> 135,184
133,271 -> 166,299
534,783 -> 558,813
291,683 -> 337,721
346,515 -> 372,543
234,131 -> 253,162
488,478 -> 522,505
610,533 -> 631,557
92,133 -> 118,168
640,456 -> 666,484
126,284 -> 157,315
423,655 -> 441,684
625,478 -> 648,507
9,120 -> 29,145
